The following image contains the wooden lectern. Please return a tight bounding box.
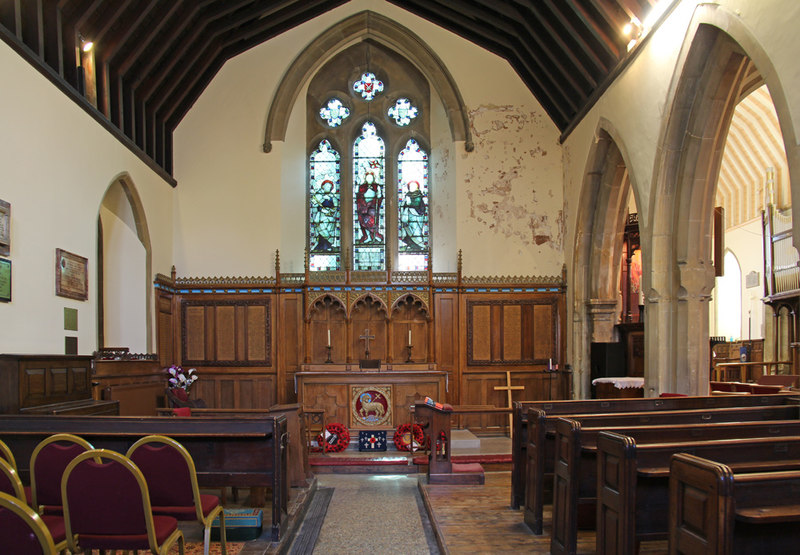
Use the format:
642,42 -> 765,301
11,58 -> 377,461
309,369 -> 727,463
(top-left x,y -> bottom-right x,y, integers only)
414,400 -> 484,485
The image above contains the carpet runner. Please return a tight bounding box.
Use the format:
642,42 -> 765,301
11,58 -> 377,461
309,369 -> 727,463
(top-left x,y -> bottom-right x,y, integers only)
145,541 -> 244,554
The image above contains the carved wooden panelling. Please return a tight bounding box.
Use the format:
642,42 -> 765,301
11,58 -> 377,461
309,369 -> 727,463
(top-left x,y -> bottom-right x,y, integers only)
193,373 -> 275,409
182,300 -> 271,367
467,299 -> 557,365
157,292 -> 175,367
434,294 -> 458,371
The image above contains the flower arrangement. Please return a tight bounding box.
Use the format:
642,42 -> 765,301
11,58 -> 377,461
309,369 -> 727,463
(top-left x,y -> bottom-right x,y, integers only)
165,365 -> 198,391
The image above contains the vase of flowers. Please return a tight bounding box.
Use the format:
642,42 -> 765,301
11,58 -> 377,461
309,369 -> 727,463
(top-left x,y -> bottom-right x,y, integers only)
166,364 -> 198,390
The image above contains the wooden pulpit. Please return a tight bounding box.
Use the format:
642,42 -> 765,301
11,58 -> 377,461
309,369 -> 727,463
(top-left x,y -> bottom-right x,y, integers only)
414,400 -> 484,485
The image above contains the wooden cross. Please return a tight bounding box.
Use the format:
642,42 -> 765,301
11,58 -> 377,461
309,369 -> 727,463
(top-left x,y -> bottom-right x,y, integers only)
494,371 -> 525,438
359,328 -> 375,357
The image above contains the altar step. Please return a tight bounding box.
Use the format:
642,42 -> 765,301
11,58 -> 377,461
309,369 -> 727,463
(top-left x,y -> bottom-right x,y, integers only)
309,453 -> 511,474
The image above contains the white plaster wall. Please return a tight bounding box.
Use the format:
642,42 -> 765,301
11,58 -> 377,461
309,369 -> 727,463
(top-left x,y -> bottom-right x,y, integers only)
0,41 -> 175,354
172,0 -> 564,279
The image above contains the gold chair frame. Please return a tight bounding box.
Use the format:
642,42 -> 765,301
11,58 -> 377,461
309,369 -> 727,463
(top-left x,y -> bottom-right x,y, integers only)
0,438 -> 18,472
29,432 -> 94,513
127,434 -> 226,555
0,490 -> 59,554
0,458 -> 26,501
61,449 -> 185,555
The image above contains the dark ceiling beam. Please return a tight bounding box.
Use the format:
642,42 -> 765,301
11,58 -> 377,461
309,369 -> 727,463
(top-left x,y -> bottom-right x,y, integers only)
151,0 -> 285,123
134,0 -> 253,104
497,0 -> 597,92
499,1 -> 599,90
545,0 -> 619,67
164,0 -> 348,130
389,0 -> 575,123
585,0 -> 630,30
128,1 -> 215,91
115,1 -> 189,77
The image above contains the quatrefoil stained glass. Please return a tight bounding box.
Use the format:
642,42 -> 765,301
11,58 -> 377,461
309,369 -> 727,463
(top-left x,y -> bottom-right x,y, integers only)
353,72 -> 384,101
388,98 -> 418,126
319,98 -> 350,127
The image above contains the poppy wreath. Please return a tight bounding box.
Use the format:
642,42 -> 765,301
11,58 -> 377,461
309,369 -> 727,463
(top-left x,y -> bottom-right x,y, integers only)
317,422 -> 350,453
394,423 -> 426,451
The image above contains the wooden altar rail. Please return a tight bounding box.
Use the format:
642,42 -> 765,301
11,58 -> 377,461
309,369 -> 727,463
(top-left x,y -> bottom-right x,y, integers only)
713,360 -> 793,382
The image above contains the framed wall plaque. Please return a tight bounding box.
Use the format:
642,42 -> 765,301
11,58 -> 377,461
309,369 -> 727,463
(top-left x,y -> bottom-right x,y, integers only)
0,258 -> 10,302
56,248 -> 88,301
0,199 -> 9,257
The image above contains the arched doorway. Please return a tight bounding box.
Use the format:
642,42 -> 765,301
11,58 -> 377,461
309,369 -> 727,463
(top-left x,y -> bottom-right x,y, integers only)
97,174 -> 152,352
572,122 -> 642,398
649,7 -> 800,394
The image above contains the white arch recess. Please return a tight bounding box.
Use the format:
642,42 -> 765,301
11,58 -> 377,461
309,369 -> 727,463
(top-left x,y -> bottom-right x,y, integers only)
98,173 -> 153,352
571,120 -> 641,399
262,10 -> 473,154
647,4 -> 800,395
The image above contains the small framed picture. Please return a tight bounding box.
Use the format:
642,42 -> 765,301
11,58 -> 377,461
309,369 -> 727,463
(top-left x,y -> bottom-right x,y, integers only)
56,248 -> 88,301
0,199 -> 9,257
0,258 -> 11,302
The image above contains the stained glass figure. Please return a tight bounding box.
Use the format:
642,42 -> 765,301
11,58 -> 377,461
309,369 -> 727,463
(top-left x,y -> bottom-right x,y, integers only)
353,72 -> 384,101
353,122 -> 385,270
319,98 -> 350,127
388,98 -> 418,126
309,139 -> 341,271
397,139 -> 429,271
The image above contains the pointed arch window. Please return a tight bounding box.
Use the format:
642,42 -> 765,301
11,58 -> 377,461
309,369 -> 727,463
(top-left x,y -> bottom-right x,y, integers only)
397,139 -> 429,271
307,44 -> 430,273
309,140 -> 341,271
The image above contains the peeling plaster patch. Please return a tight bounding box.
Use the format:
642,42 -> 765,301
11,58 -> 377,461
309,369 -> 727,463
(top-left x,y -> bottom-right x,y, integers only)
463,104 -> 563,253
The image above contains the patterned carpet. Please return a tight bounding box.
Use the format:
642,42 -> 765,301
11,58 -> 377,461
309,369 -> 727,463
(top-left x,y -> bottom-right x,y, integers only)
147,541 -> 244,554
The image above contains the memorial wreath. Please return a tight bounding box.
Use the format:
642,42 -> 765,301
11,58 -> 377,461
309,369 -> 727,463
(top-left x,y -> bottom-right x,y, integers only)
317,422 -> 350,453
394,423 -> 426,451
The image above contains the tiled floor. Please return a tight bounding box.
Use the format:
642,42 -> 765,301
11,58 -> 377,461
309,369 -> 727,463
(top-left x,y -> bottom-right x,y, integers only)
311,474 -> 438,554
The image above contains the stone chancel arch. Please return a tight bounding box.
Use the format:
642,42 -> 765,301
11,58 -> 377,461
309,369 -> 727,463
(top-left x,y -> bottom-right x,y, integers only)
648,5 -> 800,395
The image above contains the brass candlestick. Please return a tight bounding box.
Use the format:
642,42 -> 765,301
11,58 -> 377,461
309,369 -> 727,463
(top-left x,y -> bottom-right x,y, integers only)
405,343 -> 413,363
325,345 -> 333,363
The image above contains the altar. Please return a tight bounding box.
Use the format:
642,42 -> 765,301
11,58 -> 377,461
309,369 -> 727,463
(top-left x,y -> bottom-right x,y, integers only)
296,364 -> 445,430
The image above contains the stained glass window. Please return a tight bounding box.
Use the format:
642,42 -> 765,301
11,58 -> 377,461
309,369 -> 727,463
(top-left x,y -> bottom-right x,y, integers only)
309,139 -> 341,271
388,98 -> 418,126
353,122 -> 386,271
397,139 -> 429,271
353,72 -> 384,101
319,98 -> 350,127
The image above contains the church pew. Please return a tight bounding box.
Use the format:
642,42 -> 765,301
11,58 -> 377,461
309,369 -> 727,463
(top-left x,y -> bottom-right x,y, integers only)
0,414 -> 289,541
510,393 -> 799,509
669,453 -> 800,554
525,404 -> 800,534
594,433 -> 800,555
156,404 -> 311,488
547,417 -> 800,553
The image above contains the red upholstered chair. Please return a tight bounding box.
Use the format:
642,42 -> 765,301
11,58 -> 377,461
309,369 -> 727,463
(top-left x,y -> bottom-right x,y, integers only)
30,433 -> 94,515
127,435 -> 226,555
0,458 -> 70,551
61,449 -> 185,554
0,491 -> 58,555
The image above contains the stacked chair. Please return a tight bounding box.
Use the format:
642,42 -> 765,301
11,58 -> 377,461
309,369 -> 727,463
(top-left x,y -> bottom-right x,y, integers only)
128,434 -> 227,555
29,433 -> 94,514
0,433 -> 223,555
61,449 -> 185,554
0,491 -> 60,555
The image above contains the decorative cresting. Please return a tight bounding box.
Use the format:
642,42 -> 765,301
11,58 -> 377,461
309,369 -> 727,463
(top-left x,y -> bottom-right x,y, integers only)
262,11 -> 473,153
